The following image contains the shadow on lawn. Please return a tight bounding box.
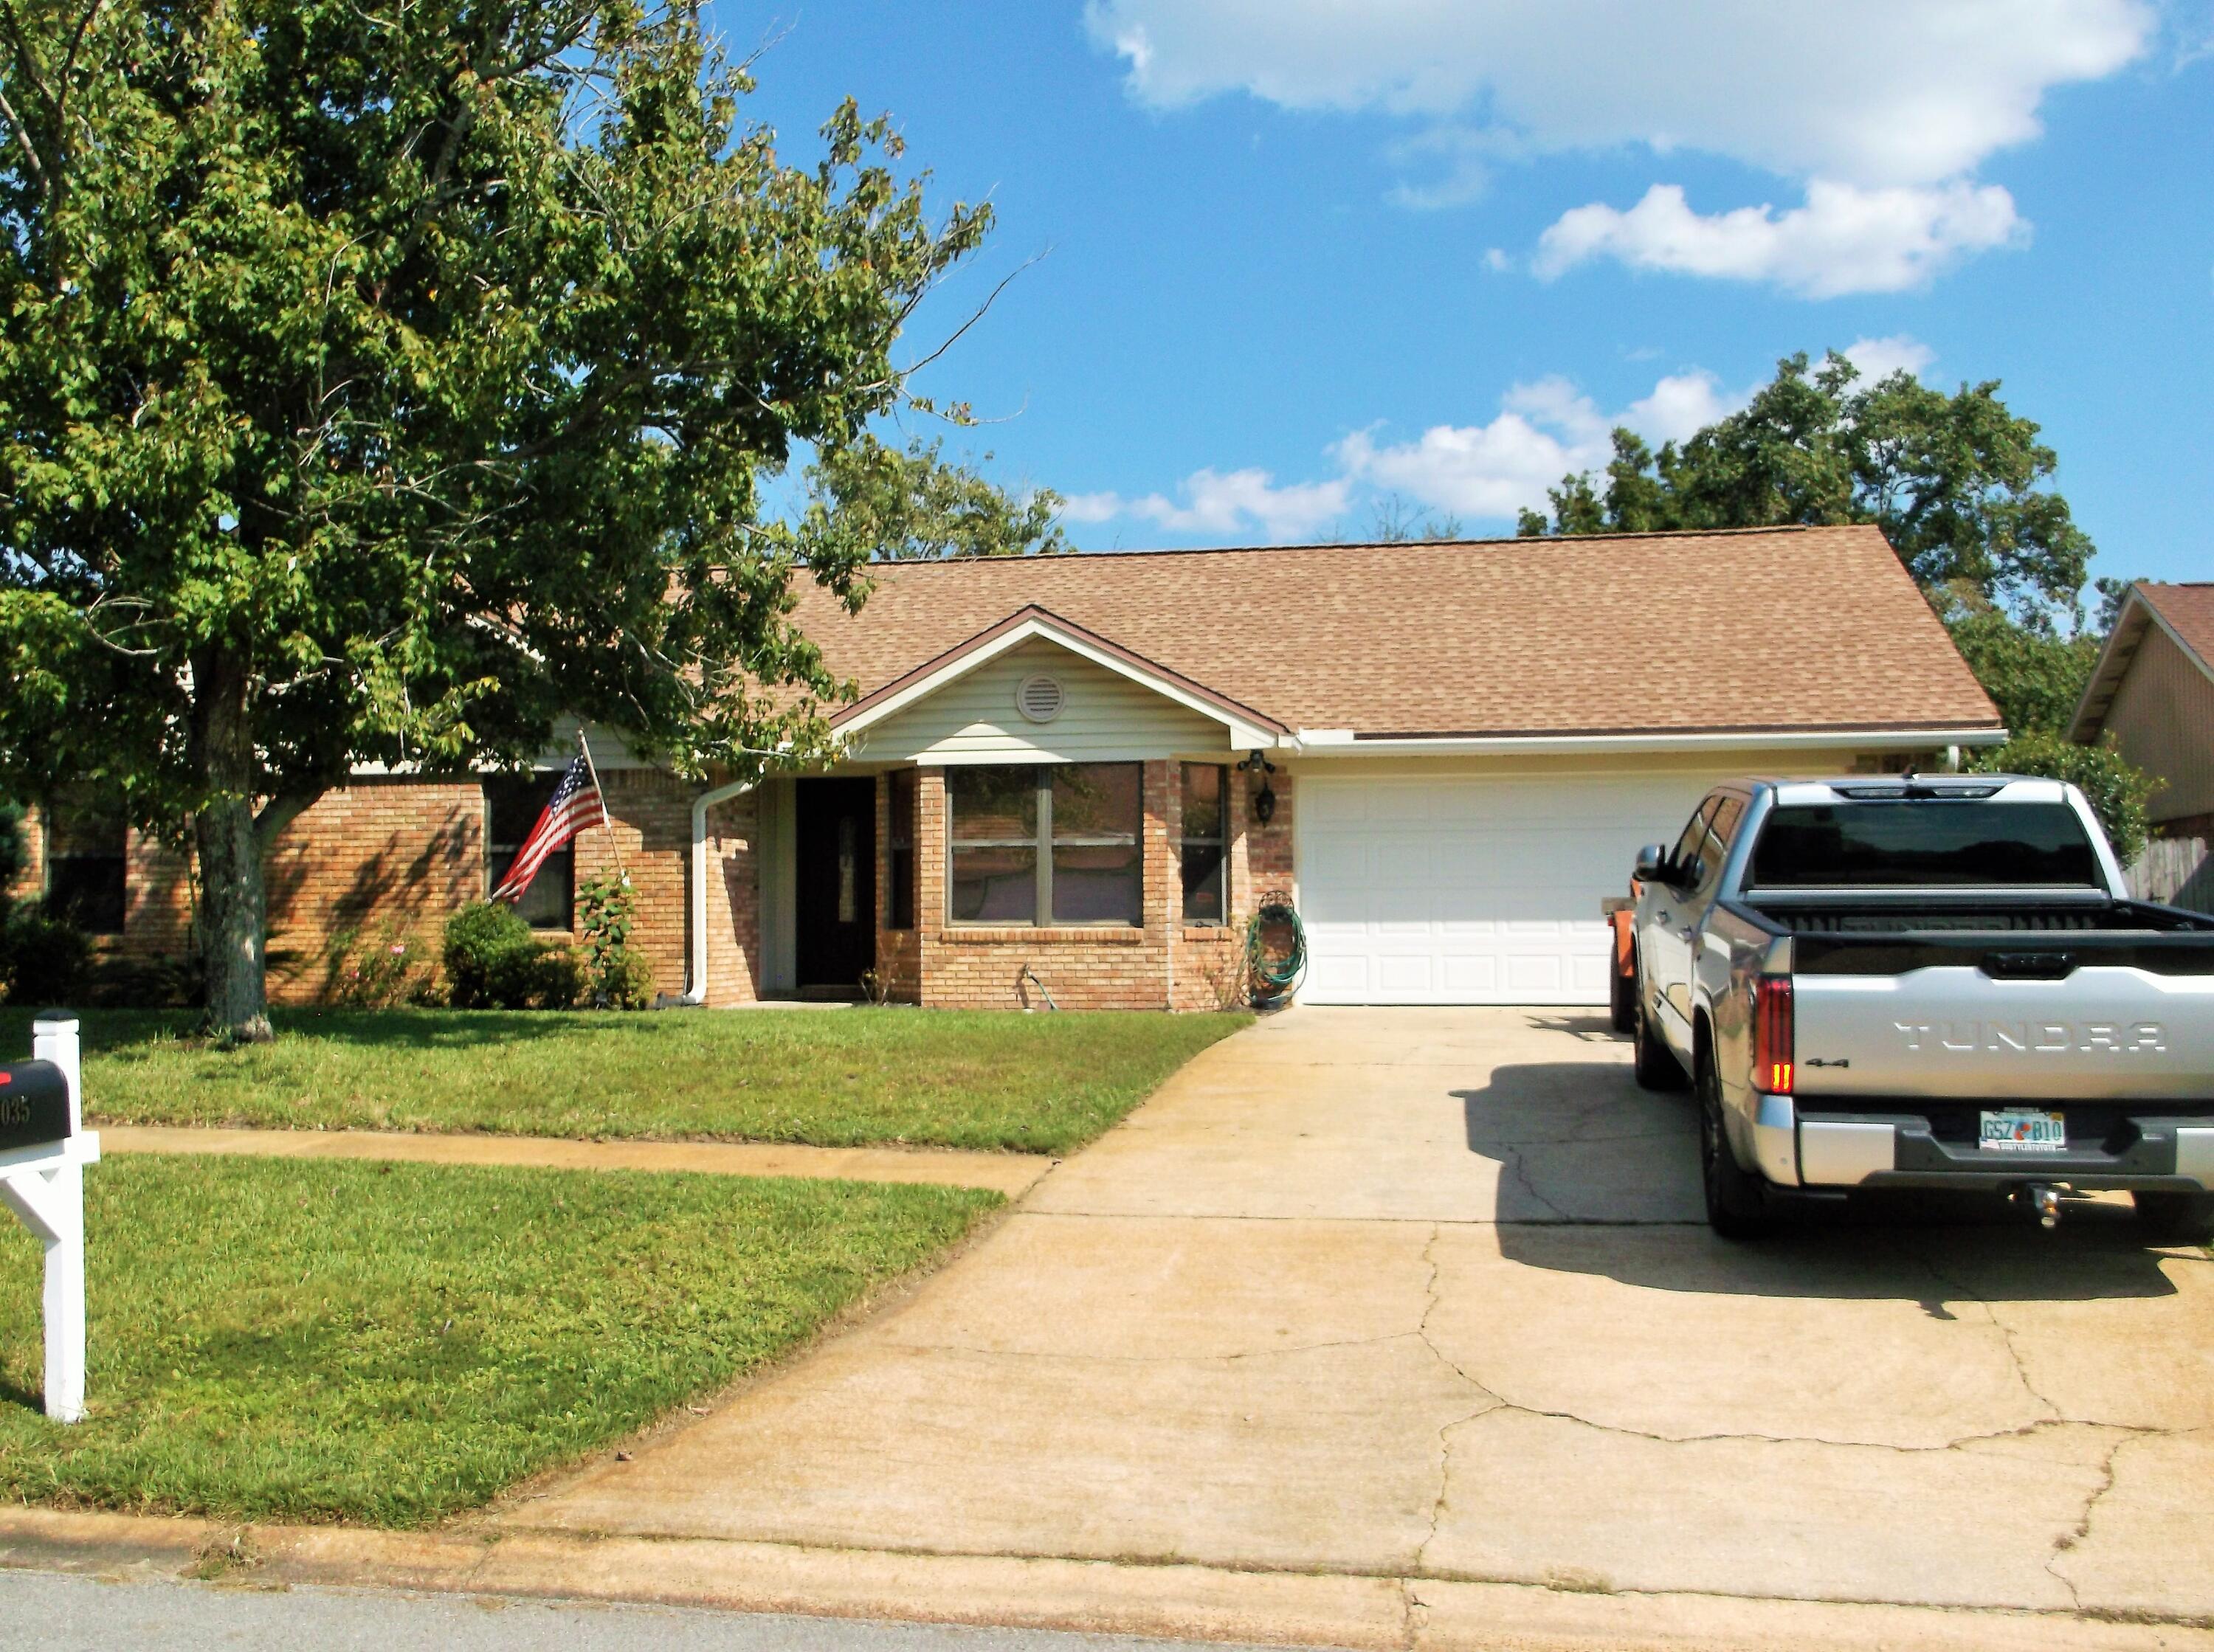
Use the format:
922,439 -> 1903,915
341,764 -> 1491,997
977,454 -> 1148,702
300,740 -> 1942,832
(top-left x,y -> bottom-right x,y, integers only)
0,1006 -> 669,1057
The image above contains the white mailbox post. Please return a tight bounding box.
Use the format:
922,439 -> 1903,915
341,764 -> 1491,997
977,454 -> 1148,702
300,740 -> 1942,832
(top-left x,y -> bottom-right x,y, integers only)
0,1015 -> 99,1423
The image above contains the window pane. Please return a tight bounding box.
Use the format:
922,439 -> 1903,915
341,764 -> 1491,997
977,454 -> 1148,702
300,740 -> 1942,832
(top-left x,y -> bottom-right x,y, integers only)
1180,764 -> 1224,841
1053,843 -> 1142,925
497,848 -> 573,930
948,766 -> 1038,842
1750,802 -> 2099,888
1052,764 -> 1139,841
951,846 -> 1037,922
1180,843 -> 1225,925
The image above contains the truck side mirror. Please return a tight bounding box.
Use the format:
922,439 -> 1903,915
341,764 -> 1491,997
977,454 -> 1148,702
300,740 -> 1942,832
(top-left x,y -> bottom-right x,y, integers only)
1633,844 -> 1669,885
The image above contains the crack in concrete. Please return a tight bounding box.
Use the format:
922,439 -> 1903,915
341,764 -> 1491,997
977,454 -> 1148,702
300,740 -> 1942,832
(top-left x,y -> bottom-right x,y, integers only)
1906,1244 -> 2070,1426
1502,1148 -> 1575,1223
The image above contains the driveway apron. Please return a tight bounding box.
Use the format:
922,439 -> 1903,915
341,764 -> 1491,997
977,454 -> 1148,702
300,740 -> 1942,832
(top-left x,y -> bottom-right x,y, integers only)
497,1008 -> 2214,1623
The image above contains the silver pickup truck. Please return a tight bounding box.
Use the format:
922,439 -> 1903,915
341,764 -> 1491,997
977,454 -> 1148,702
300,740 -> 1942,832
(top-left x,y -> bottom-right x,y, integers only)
1628,775 -> 2214,1240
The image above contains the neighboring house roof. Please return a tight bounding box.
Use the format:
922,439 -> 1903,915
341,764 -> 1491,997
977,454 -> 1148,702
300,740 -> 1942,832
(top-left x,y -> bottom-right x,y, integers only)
787,524 -> 2002,744
2073,581 -> 2214,742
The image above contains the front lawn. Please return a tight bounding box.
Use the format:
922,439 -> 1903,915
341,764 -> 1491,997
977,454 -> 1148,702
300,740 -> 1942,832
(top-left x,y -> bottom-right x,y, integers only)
0,1154 -> 996,1525
0,1006 -> 1246,1154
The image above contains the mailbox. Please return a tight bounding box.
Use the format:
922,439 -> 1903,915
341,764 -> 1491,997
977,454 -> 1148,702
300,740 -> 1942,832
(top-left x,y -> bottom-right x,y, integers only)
0,1061 -> 72,1153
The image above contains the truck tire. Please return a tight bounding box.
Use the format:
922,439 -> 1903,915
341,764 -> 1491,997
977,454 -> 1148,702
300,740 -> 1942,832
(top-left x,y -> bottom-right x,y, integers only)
1632,963 -> 1685,1092
2133,1191 -> 2214,1244
1699,1059 -> 1774,1240
1609,950 -> 1635,1034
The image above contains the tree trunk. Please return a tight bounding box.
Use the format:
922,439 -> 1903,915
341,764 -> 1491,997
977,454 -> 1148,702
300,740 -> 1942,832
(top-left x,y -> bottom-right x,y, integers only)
190,649 -> 273,1043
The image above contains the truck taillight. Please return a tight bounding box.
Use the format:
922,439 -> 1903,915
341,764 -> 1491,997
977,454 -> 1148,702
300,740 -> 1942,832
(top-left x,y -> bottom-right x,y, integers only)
1753,977 -> 1794,1095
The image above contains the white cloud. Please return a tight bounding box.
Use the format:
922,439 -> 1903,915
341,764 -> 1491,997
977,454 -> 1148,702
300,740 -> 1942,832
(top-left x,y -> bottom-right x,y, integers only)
1335,370 -> 1748,519
1083,0 -> 2152,187
1841,334 -> 1938,382
1086,0 -> 2146,294
1532,179 -> 2026,297
1064,467 -> 1351,542
1069,370 -> 1759,544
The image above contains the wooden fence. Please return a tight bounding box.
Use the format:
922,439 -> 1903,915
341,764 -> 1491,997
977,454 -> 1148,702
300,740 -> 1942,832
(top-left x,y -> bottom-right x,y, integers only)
2126,837 -> 2213,914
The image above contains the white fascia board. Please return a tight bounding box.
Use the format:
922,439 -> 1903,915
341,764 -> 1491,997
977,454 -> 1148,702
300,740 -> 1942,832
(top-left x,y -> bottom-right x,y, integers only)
1292,726 -> 2010,758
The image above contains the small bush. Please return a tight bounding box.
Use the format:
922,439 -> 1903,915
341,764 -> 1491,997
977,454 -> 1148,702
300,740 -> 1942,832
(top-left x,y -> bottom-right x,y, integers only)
0,908 -> 94,1005
577,874 -> 652,1009
1970,732 -> 2162,865
443,902 -> 580,1010
327,922 -> 429,1009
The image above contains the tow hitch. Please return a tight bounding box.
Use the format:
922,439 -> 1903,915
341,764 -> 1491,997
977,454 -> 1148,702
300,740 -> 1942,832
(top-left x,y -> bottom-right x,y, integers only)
2017,1183 -> 2064,1230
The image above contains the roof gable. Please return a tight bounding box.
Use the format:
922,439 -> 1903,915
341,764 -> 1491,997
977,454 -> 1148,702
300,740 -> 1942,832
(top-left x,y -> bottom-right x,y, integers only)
2072,582 -> 2214,742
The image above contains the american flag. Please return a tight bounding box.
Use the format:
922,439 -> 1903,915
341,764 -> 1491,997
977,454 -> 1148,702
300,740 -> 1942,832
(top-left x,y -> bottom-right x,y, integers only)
491,756 -> 607,904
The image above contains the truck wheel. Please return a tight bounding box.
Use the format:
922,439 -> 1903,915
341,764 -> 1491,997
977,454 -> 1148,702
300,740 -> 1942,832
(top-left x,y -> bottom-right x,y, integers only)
1632,965 -> 1685,1092
1700,1060 -> 1773,1240
1609,952 -> 1635,1034
2133,1191 -> 2214,1244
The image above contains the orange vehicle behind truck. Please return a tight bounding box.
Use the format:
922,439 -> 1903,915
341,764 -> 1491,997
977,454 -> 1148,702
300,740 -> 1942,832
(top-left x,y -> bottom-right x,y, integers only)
1601,878 -> 1642,1032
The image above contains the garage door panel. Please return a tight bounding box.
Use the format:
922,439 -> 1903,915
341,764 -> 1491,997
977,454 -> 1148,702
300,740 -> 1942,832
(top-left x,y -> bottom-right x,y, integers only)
1298,773 -> 1711,1006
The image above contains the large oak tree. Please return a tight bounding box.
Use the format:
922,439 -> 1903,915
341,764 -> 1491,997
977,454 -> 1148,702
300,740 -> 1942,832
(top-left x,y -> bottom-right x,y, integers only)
0,0 -> 990,1037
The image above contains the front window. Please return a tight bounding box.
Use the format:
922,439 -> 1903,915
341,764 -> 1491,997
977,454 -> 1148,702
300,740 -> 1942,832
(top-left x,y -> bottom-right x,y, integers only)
1179,764 -> 1227,925
44,792 -> 125,935
947,763 -> 1142,927
485,776 -> 574,929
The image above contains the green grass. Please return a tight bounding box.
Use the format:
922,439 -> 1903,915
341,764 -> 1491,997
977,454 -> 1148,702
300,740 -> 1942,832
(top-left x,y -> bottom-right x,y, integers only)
0,1006 -> 1248,1154
0,1154 -> 997,1525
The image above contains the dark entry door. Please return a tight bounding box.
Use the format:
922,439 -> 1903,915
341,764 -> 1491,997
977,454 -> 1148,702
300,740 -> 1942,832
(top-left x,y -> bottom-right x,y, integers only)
795,778 -> 877,991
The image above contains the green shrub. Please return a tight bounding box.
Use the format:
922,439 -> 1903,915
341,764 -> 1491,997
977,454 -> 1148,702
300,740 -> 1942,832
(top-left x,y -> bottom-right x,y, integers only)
442,902 -> 535,1009
442,902 -> 580,1010
577,873 -> 653,1009
1970,732 -> 2162,865
326,922 -> 428,1009
0,908 -> 94,1006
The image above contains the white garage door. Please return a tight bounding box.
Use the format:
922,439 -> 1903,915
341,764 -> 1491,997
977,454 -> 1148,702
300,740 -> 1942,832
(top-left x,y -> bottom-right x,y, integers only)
1296,773 -> 1713,1006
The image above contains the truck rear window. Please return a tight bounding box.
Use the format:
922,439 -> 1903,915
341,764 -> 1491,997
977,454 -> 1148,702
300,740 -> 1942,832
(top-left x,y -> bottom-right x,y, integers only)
1748,801 -> 2100,888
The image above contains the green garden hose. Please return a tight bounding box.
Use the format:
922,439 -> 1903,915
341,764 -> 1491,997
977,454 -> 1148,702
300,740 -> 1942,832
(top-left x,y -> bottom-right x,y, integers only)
1245,898 -> 1307,1009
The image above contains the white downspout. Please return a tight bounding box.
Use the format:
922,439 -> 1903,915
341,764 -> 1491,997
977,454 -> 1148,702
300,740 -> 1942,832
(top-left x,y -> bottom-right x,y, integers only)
683,778 -> 759,1006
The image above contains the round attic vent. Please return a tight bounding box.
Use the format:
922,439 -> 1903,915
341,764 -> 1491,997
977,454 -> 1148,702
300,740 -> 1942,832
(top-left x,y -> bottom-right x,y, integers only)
1016,672 -> 1065,725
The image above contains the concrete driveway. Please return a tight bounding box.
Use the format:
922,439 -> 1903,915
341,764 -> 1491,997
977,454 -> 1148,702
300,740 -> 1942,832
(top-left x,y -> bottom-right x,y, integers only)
496,1009 -> 2214,1642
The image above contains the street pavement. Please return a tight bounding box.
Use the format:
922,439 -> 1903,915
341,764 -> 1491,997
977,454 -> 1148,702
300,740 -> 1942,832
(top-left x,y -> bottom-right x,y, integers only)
0,1566 -> 1262,1652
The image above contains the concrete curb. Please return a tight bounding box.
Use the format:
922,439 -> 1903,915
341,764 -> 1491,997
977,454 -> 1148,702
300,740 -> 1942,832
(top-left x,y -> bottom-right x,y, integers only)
94,1124 -> 1053,1196
1,1508 -> 2207,1652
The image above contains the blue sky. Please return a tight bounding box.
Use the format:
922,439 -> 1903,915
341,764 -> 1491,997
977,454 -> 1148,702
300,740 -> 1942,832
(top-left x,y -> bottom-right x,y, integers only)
721,1 -> 2213,592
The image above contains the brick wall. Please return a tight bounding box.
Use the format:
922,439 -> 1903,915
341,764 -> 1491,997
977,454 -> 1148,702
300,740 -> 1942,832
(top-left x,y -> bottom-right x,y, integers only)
700,786 -> 763,1005
573,769 -> 690,1004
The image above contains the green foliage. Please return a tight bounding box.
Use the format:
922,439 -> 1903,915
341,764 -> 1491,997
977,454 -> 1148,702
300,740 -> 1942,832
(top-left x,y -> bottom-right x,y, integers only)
0,1154 -> 996,1524
30,1004 -> 1255,1153
325,922 -> 429,1009
0,0 -> 993,1031
441,901 -> 575,1009
0,801 -> 21,913
576,871 -> 652,1008
1969,733 -> 2160,865
1944,608 -> 2101,736
1518,351 -> 2094,626
803,436 -> 1067,561
0,906 -> 93,1005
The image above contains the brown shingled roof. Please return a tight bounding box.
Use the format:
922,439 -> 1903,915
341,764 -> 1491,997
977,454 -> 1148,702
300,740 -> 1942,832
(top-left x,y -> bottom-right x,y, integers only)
787,524 -> 2001,740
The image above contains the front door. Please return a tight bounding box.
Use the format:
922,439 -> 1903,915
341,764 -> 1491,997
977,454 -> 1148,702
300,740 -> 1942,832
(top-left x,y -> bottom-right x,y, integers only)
796,778 -> 877,992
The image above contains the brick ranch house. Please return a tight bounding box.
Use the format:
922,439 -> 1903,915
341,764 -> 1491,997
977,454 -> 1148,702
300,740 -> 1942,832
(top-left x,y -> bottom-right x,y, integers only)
15,525 -> 2007,1011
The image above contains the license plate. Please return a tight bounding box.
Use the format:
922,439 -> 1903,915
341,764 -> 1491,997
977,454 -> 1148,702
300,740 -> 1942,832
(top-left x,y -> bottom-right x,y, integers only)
1980,1109 -> 2067,1153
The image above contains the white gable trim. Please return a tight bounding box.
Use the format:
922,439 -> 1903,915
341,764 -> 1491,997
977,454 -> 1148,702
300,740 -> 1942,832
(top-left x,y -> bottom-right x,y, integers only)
834,616 -> 1286,753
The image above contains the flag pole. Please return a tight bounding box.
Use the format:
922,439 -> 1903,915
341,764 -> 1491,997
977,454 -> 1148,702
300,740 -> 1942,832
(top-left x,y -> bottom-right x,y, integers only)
576,727 -> 624,882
